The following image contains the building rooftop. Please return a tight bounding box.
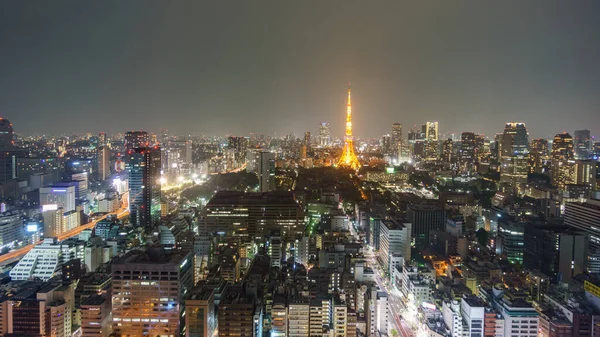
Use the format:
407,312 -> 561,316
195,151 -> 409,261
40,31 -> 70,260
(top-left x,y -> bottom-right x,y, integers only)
187,286 -> 214,301
81,294 -> 106,306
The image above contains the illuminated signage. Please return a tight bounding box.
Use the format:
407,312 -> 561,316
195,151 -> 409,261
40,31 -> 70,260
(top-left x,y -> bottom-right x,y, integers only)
42,204 -> 58,212
26,224 -> 38,232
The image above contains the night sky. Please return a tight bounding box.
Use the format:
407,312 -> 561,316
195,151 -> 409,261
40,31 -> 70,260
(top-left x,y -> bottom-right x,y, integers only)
1,1 -> 599,139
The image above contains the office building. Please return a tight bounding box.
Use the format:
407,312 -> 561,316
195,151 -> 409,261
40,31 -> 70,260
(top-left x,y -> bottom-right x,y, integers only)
0,212 -> 23,248
523,224 -> 588,283
43,207 -> 80,237
564,199 -> 600,250
319,122 -> 331,147
424,121 -> 439,161
0,117 -> 14,150
304,131 -> 312,152
378,219 -> 411,272
461,296 -> 485,337
39,185 -> 76,213
551,133 -> 575,189
127,146 -> 161,228
0,280 -> 76,337
218,284 -> 261,337
201,191 -> 304,242
97,146 -> 110,181
259,151 -> 275,192
10,238 -> 85,281
442,139 -> 453,164
574,129 -> 592,160
185,287 -> 216,337
407,204 -> 447,250
309,297 -> 331,337
497,221 -> 525,264
111,248 -> 193,337
392,122 -> 402,156
460,132 -> 477,170
81,294 -> 112,337
124,130 -> 149,150
499,122 -> 529,188
480,287 -> 538,337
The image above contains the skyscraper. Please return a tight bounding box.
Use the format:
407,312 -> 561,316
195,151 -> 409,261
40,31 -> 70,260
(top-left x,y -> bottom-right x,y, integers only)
460,132 -> 477,170
319,122 -> 331,147
424,121 -> 439,161
98,132 -> 107,147
338,85 -> 361,170
551,133 -> 575,189
304,132 -> 311,152
0,118 -> 14,150
574,129 -> 592,160
97,146 -> 110,181
392,123 -> 402,156
124,131 -> 149,150
259,151 -> 275,193
499,122 -> 529,188
127,146 -> 161,228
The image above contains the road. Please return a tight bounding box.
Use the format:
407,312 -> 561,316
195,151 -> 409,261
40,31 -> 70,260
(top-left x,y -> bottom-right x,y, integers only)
0,208 -> 129,266
364,249 -> 415,337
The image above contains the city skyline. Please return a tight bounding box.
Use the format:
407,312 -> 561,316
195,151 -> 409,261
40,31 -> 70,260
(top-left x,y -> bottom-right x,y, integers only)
1,1 -> 600,138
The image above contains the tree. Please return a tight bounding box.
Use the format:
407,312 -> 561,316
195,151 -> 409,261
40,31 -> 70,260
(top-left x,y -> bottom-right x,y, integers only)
476,228 -> 488,247
391,329 -> 399,337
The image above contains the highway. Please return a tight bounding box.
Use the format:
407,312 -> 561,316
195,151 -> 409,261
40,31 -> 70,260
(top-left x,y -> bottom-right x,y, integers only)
0,207 -> 129,266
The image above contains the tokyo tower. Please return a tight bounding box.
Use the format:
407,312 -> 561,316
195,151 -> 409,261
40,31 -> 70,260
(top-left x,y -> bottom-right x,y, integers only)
338,84 -> 361,170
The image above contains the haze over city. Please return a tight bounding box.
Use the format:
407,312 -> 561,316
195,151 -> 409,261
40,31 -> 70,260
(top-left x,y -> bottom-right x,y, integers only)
1,1 -> 600,138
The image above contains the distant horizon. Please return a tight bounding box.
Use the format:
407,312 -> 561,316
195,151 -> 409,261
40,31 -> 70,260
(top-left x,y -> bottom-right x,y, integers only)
2,1 -> 599,139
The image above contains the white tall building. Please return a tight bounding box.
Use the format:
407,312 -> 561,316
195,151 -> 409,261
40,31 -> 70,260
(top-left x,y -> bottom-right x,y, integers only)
309,298 -> 331,337
39,185 -> 76,212
378,219 -> 411,273
333,302 -> 347,337
272,302 -> 288,337
319,122 -> 331,147
10,238 -> 85,281
461,296 -> 485,336
288,300 -> 310,337
442,300 -> 463,337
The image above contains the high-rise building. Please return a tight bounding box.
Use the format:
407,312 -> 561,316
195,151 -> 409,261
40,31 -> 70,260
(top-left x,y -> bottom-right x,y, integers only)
407,204 -> 447,250
423,121 -> 439,161
124,130 -> 149,150
111,248 -> 193,337
460,132 -> 477,170
304,132 -> 311,152
574,129 -> 592,160
529,138 -> 550,174
81,294 -> 112,337
39,185 -> 76,213
497,221 -> 525,264
200,191 -> 304,242
499,122 -> 529,188
0,118 -> 14,150
392,123 -> 402,156
378,219 -> 411,272
127,146 -> 161,228
259,151 -> 275,192
551,133 -> 575,189
523,224 -> 588,283
564,199 -> 600,250
98,132 -> 107,147
380,135 -> 392,156
97,146 -> 110,181
185,287 -> 216,337
288,299 -> 310,337
425,121 -> 439,141
218,284 -> 261,337
338,85 -> 361,170
442,139 -> 453,164
319,122 -> 331,147
0,212 -> 23,248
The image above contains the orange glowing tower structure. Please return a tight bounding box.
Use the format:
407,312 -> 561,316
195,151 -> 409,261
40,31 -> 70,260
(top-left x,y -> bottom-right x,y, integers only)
338,84 -> 361,170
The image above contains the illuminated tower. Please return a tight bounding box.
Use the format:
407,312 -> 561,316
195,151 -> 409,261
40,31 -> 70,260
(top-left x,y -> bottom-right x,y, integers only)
338,85 -> 361,170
